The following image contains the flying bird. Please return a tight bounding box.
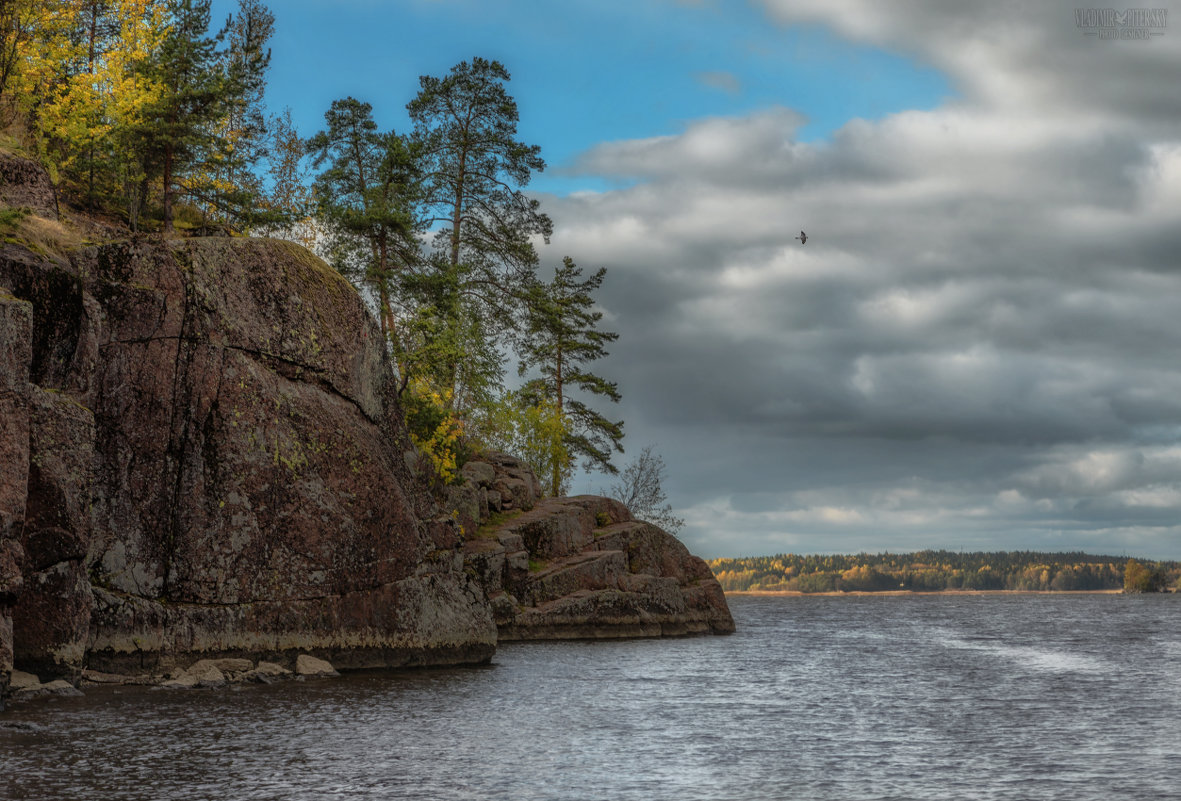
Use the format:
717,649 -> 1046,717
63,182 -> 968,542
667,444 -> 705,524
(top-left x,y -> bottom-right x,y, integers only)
795,231 -> 807,245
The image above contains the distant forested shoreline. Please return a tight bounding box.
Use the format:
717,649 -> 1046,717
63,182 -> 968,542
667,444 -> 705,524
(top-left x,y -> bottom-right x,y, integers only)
708,551 -> 1180,594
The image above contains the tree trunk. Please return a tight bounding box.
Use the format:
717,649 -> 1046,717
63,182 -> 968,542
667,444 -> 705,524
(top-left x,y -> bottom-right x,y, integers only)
552,348 -> 564,496
449,150 -> 466,268
162,145 -> 174,231
444,151 -> 467,402
378,236 -> 398,344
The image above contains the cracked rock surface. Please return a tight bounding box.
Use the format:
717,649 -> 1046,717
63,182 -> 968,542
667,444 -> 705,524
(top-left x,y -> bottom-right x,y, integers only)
458,455 -> 735,640
1,221 -> 494,700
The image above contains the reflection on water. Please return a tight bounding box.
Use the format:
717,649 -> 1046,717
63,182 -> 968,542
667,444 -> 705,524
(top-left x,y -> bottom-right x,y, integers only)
2,594 -> 1178,800
937,633 -> 1112,674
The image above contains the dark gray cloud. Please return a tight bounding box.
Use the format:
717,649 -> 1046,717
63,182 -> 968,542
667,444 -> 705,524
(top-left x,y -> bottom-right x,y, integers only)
540,1 -> 1181,559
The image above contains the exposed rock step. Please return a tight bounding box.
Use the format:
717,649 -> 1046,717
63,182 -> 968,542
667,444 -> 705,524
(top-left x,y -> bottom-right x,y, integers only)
458,456 -> 734,640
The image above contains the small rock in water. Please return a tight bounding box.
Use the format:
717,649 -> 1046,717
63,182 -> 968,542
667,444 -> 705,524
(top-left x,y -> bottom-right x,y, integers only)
185,661 -> 228,688
186,659 -> 246,686
158,672 -> 200,690
157,660 -> 229,689
13,678 -> 83,700
8,670 -> 40,691
294,654 -> 340,678
192,658 -> 254,680
244,661 -> 294,683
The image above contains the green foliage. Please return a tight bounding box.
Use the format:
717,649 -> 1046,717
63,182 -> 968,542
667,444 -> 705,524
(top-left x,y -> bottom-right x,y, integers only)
408,56 -> 552,289
308,95 -> 423,345
306,95 -> 512,426
305,60 -> 625,492
0,1 -> 40,109
262,106 -> 309,220
475,391 -> 571,496
474,508 -> 522,539
5,0 -> 276,230
709,551 -> 1180,593
393,255 -> 504,412
214,0 -> 274,229
128,0 -> 235,228
0,206 -> 29,233
407,56 -> 553,401
837,564 -> 896,592
794,571 -> 839,593
518,257 -> 623,493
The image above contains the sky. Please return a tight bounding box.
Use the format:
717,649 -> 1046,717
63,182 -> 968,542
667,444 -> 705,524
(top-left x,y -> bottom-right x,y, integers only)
215,0 -> 1181,560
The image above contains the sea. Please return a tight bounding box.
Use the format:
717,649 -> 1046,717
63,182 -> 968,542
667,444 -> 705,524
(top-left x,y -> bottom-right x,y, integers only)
2,593 -> 1179,801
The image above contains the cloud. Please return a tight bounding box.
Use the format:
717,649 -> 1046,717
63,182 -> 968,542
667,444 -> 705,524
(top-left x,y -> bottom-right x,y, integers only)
696,70 -> 742,94
542,0 -> 1181,559
572,107 -> 807,182
757,0 -> 1181,127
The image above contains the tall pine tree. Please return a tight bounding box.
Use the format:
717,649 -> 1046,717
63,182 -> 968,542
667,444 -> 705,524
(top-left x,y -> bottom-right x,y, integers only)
215,0 -> 272,227
131,0 -> 229,230
407,57 -> 552,405
518,257 -> 623,495
307,97 -> 422,343
408,57 -> 552,286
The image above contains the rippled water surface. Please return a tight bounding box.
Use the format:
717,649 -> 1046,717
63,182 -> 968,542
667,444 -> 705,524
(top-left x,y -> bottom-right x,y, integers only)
4,594 -> 1180,800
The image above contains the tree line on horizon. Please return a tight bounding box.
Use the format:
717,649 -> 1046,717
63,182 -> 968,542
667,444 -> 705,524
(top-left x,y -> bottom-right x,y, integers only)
709,551 -> 1181,593
0,0 -> 687,512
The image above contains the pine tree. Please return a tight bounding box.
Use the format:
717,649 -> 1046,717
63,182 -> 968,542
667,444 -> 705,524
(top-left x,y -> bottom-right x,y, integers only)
65,0 -> 120,207
307,96 -> 422,343
408,57 -> 552,282
518,257 -> 623,494
130,0 -> 230,231
396,252 -> 505,405
407,57 -> 553,400
214,0 -> 272,227
105,0 -> 172,229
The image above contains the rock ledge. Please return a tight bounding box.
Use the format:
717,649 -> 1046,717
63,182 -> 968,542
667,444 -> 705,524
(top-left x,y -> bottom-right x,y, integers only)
457,453 -> 735,639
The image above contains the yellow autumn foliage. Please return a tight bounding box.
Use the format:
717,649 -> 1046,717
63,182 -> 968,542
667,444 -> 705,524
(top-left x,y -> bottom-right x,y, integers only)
405,379 -> 464,486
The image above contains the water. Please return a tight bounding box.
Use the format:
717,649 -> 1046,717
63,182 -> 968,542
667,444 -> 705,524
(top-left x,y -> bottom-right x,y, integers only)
3,593 -> 1179,800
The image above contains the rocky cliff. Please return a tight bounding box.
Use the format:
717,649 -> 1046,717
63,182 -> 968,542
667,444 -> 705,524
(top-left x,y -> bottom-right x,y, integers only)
0,233 -> 497,697
456,454 -> 734,639
0,155 -> 732,707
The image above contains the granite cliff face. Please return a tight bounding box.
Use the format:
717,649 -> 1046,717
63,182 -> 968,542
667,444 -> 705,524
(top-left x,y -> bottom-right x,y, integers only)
0,234 -> 495,699
0,155 -> 732,707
